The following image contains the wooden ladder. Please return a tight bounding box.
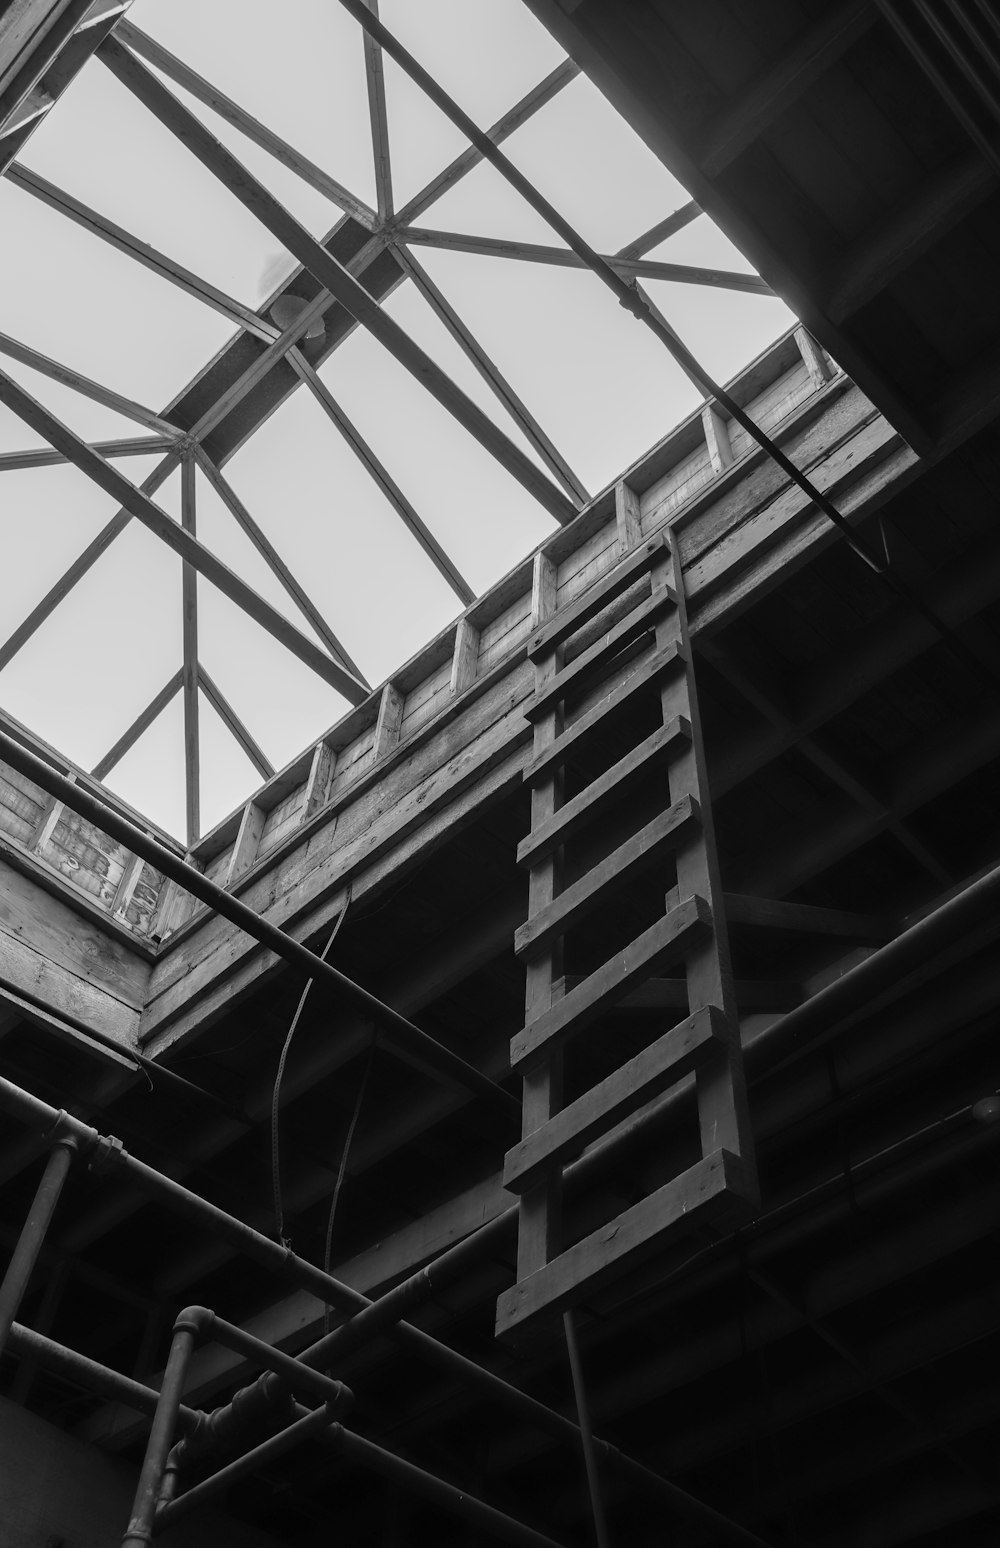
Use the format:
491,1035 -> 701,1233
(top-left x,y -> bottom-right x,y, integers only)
496,522 -> 757,1338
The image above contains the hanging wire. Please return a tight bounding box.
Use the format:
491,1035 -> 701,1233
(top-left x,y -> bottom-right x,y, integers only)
271,884 -> 352,1247
323,1033 -> 378,1342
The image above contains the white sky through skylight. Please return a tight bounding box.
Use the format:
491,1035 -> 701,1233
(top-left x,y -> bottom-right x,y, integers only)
0,0 -> 794,841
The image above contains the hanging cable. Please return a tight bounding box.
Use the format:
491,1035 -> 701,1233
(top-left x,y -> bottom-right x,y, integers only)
271,884 -> 352,1247
563,1309 -> 612,1548
323,1034 -> 377,1342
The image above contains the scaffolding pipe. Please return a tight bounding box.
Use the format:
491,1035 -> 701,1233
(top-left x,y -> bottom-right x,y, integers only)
0,1136 -> 75,1356
322,1420 -> 569,1548
0,1074 -> 771,1548
6,1321 -> 201,1430
122,1313 -> 201,1548
0,724 -> 519,1124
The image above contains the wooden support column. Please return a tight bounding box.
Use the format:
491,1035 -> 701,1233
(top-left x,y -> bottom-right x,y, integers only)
795,325 -> 833,389
614,479 -> 642,553
450,616 -> 480,695
225,799 -> 266,887
180,452 -> 200,848
110,852 -> 146,921
701,404 -> 734,476
27,773 -> 73,855
302,741 -> 335,822
372,682 -> 405,762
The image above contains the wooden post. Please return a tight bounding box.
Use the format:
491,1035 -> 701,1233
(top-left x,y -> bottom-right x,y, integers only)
180,453 -> 200,848
302,742 -> 335,821
795,324 -> 833,389
702,403 -> 734,476
450,616 -> 480,695
225,799 -> 266,887
373,682 -> 405,762
614,479 -> 642,553
111,852 -> 146,920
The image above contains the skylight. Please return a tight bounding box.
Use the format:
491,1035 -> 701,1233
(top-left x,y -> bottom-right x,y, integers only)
0,0 -> 794,842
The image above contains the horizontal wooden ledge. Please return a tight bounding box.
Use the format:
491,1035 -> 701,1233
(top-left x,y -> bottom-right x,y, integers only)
504,1004 -> 732,1194
510,892 -> 712,1070
526,588 -> 677,722
528,535 -> 668,658
514,795 -> 700,960
557,973 -> 802,1014
524,644 -> 687,784
518,716 -> 691,866
724,892 -> 896,941
495,1147 -> 753,1338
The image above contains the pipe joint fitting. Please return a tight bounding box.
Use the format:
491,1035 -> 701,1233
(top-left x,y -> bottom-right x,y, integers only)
44,1110 -> 83,1155
89,1131 -> 127,1176
173,1306 -> 210,1337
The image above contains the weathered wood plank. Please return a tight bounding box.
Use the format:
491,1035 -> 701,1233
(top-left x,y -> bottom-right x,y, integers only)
504,1005 -> 730,1194
514,796 -> 700,959
511,894 -> 712,1070
495,1149 -> 751,1335
527,589 -> 676,720
530,536 -> 665,658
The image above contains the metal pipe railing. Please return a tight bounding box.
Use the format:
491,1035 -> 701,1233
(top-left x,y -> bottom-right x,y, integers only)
6,1320 -> 201,1430
0,724 -> 518,1124
0,1073 -> 771,1548
0,1132 -> 76,1354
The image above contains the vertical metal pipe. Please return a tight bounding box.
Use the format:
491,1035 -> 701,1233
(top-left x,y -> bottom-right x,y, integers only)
121,1310 -> 201,1548
563,1311 -> 612,1548
0,1139 -> 75,1355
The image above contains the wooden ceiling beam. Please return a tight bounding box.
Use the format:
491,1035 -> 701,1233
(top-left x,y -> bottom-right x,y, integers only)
0,368 -> 370,701
288,348 -> 475,606
98,34 -> 578,527
90,668 -> 183,780
360,0 -> 392,221
0,328 -> 183,438
198,665 -> 273,782
615,200 -> 701,261
114,19 -> 378,231
398,225 -> 774,293
180,451 -> 200,845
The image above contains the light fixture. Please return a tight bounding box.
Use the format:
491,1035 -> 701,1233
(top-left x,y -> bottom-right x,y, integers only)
270,294 -> 325,341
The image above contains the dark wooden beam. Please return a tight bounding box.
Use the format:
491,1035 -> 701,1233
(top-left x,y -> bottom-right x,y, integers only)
193,447 -> 368,687
90,668 -> 183,781
180,453 -> 200,846
391,244 -> 589,507
115,19 -> 378,229
360,0 -> 392,220
98,35 -> 578,527
198,665 -> 274,782
0,368 -> 369,701
398,226 -> 774,293
0,434 -> 173,470
0,328 -> 182,438
723,893 -> 894,942
289,349 -> 476,605
615,200 -> 701,260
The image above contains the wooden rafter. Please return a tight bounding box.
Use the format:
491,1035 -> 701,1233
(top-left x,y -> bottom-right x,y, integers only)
180,451 -> 199,845
615,201 -> 702,261
98,35 -> 578,526
198,665 -> 274,782
115,19 -> 378,231
0,368 -> 370,702
289,349 -> 475,606
0,434 -> 174,471
360,0 -> 392,220
393,58 -> 579,228
0,329 -> 182,438
397,226 -> 773,293
193,447 -> 368,688
391,244 -> 589,508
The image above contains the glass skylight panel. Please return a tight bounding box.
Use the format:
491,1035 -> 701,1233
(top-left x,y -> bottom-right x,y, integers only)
0,465 -> 115,636
0,178 -> 235,407
319,322 -> 557,602
129,0 -> 377,211
17,58 -> 296,306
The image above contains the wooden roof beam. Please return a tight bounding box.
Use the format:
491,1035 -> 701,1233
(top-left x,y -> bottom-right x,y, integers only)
98,34 -> 578,526
198,665 -> 274,783
90,668 -> 183,780
0,434 -> 173,470
360,0 -> 392,220
0,369 -> 370,702
398,225 -> 774,293
0,328 -> 184,438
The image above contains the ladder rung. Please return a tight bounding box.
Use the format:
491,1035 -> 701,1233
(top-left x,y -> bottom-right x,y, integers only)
496,1148 -> 751,1336
524,645 -> 686,784
526,589 -> 676,722
528,536 -> 668,659
510,893 -> 712,1070
504,1005 -> 731,1194
515,796 -> 699,960
518,717 -> 690,866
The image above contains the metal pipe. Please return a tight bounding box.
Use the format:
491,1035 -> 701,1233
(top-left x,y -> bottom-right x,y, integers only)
122,1311 -> 200,1548
563,1310 -> 612,1548
0,1074 -> 771,1548
6,1321 -> 201,1431
0,724 -> 518,1123
0,1135 -> 75,1355
323,1421 -> 569,1548
156,1403 -> 338,1531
